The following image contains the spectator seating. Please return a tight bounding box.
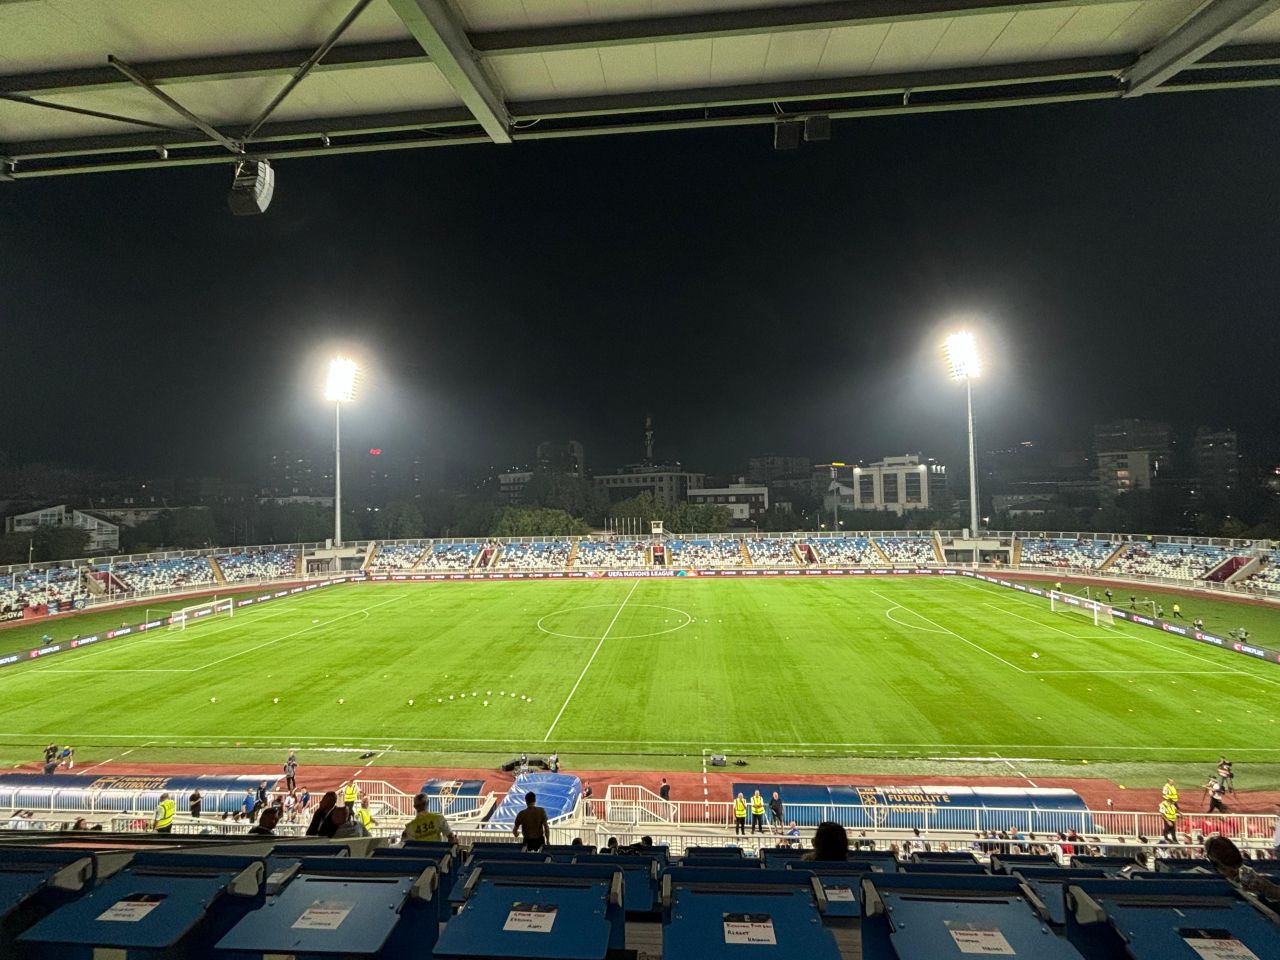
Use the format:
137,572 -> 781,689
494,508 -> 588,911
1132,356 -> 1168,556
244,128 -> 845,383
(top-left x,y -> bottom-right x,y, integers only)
420,543 -> 482,570
668,538 -> 746,567
1109,542 -> 1232,580
745,538 -> 799,565
367,543 -> 427,571
106,556 -> 215,593
0,566 -> 84,613
495,541 -> 571,570
808,536 -> 877,564
1246,550 -> 1280,590
218,549 -> 297,582
575,540 -> 649,568
1019,537 -> 1114,569
876,536 -> 937,563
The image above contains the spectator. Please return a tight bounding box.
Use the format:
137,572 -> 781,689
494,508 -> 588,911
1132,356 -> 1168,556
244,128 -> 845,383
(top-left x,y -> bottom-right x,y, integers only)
403,793 -> 455,843
803,821 -> 849,862
513,791 -> 549,852
189,789 -> 202,819
329,807 -> 365,839
284,751 -> 298,791
659,779 -> 670,802
241,789 -> 254,820
1206,835 -> 1280,902
769,792 -> 784,833
305,791 -> 339,837
249,808 -> 280,836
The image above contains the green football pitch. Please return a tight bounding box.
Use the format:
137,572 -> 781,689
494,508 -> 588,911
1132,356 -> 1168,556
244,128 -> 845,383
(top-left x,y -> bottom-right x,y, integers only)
1,576 -> 1278,771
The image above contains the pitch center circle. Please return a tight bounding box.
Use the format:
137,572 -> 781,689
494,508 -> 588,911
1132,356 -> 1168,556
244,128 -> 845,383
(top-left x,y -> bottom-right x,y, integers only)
536,603 -> 694,641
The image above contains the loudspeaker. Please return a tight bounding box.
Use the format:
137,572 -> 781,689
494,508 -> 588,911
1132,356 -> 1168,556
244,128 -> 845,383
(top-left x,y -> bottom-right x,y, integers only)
710,753 -> 727,766
228,160 -> 275,216
772,122 -> 801,151
804,115 -> 831,142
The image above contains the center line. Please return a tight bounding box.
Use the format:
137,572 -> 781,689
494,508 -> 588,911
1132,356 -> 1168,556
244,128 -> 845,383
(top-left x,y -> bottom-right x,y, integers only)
544,579 -> 639,741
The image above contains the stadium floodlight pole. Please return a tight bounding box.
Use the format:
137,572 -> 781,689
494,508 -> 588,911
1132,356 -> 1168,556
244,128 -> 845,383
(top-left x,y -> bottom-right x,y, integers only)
945,331 -> 982,536
325,357 -> 358,546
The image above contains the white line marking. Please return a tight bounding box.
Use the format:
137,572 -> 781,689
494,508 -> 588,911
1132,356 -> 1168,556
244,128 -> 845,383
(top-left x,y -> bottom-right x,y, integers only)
544,579 -> 639,741
870,589 -> 1026,673
884,606 -> 952,635
994,752 -> 1038,787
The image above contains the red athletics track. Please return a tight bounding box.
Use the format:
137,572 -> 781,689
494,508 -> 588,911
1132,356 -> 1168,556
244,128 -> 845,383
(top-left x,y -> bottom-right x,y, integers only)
11,759 -> 1279,820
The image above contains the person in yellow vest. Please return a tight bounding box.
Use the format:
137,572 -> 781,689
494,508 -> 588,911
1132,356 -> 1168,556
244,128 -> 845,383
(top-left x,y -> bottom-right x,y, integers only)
153,792 -> 176,834
343,780 -> 358,814
1161,779 -> 1179,806
733,793 -> 747,836
356,797 -> 377,835
1159,798 -> 1179,843
403,793 -> 455,843
750,790 -> 766,834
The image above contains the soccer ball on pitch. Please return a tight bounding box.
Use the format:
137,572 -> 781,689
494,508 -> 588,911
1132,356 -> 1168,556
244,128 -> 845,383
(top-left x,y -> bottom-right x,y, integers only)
338,698 -> 345,704
312,619 -> 319,624
408,699 -> 414,706
210,697 -> 217,703
1031,652 -> 1040,659
272,697 -> 279,704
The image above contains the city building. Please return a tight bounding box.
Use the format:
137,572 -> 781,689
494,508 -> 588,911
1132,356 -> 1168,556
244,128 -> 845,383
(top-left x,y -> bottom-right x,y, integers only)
498,469 -> 534,504
746,455 -> 811,484
1192,427 -> 1240,496
594,463 -> 704,508
536,440 -> 585,477
823,455 -> 948,517
1096,449 -> 1155,494
261,450 -> 330,499
4,503 -> 119,552
1094,419 -> 1172,462
687,482 -> 769,522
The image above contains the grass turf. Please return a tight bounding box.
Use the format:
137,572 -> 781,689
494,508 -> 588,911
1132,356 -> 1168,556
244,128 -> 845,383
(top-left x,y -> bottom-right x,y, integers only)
1,575 -> 1278,774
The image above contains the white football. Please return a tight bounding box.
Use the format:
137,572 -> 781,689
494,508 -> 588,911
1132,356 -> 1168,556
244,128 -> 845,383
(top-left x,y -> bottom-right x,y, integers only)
272,697 -> 279,704
338,698 -> 345,704
408,699 -> 414,706
1032,653 -> 1040,659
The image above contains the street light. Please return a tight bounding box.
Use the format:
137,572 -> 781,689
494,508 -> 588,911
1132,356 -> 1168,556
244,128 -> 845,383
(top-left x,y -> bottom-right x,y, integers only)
944,331 -> 981,536
325,357 -> 358,546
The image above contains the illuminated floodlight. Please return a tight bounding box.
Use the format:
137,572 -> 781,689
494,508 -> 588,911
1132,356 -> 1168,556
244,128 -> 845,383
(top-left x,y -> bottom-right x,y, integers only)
944,331 -> 981,381
325,357 -> 358,402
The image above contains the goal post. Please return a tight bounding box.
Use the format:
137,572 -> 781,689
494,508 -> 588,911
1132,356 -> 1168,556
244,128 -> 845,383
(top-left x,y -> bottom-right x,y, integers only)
168,596 -> 234,630
1049,591 -> 1113,627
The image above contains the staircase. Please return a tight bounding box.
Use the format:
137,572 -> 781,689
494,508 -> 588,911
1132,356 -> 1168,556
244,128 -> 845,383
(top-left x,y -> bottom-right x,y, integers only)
410,545 -> 430,570
363,542 -> 381,571
870,538 -> 890,563
567,541 -> 579,567
740,539 -> 752,565
1099,543 -> 1127,571
474,546 -> 496,569
84,570 -> 106,596
931,533 -> 945,563
1205,555 -> 1253,583
208,556 -> 227,584
1012,538 -> 1023,567
791,542 -> 805,563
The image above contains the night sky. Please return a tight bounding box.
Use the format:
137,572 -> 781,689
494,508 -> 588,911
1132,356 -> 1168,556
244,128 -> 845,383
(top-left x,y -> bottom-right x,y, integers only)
2,87 -> 1278,479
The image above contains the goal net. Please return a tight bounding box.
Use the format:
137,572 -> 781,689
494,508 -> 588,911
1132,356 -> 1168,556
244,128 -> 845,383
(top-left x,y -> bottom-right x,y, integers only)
1049,591 -> 1114,627
168,596 -> 234,630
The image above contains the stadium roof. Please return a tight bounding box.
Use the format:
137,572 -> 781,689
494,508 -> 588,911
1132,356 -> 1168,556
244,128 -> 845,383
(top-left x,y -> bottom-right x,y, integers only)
2,0 -> 1279,179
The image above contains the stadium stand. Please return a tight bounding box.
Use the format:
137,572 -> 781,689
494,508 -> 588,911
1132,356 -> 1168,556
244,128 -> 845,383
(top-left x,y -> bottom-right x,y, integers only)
1246,550 -> 1280,590
575,540 -> 649,568
1109,542 -> 1232,580
217,549 -> 297,582
876,536 -> 937,564
106,556 -> 215,592
419,543 -> 482,570
367,542 -> 427,571
669,538 -> 746,567
808,536 -> 878,564
0,566 -> 84,612
1019,537 -> 1115,569
745,538 -> 799,565
495,541 -> 571,570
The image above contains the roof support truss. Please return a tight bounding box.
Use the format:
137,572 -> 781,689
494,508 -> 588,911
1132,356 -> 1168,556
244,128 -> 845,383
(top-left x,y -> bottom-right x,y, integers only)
1122,0 -> 1280,95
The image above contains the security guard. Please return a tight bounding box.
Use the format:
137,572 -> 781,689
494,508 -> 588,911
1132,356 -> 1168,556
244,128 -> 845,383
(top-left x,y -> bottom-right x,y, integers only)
403,793 -> 455,842
1161,779 -> 1179,805
343,780 -> 358,813
733,793 -> 747,836
750,790 -> 767,834
357,797 -> 376,835
153,792 -> 176,834
1158,798 -> 1179,843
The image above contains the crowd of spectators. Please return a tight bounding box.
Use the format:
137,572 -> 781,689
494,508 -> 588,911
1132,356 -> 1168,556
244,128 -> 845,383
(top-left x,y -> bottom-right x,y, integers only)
105,556 -> 215,593
496,541 -> 572,569
808,537 -> 876,564
218,549 -> 297,582
1019,537 -> 1115,569
420,543 -> 482,570
1246,551 -> 1280,591
875,536 -> 937,563
0,566 -> 85,613
575,540 -> 649,568
1110,542 -> 1231,580
745,538 -> 799,565
669,538 -> 747,567
368,543 -> 427,571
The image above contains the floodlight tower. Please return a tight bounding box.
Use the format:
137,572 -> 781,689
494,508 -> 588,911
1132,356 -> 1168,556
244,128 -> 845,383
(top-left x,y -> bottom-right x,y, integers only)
325,357 -> 358,546
945,331 -> 982,536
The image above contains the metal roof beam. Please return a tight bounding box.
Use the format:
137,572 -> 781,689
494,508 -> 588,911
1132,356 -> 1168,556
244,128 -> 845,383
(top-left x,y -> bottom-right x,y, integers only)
1122,0 -> 1280,95
469,0 -> 1107,54
384,0 -> 511,143
0,41 -> 428,97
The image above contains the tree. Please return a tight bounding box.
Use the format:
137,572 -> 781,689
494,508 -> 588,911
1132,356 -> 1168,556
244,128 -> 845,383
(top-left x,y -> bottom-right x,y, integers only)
490,507 -> 590,538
